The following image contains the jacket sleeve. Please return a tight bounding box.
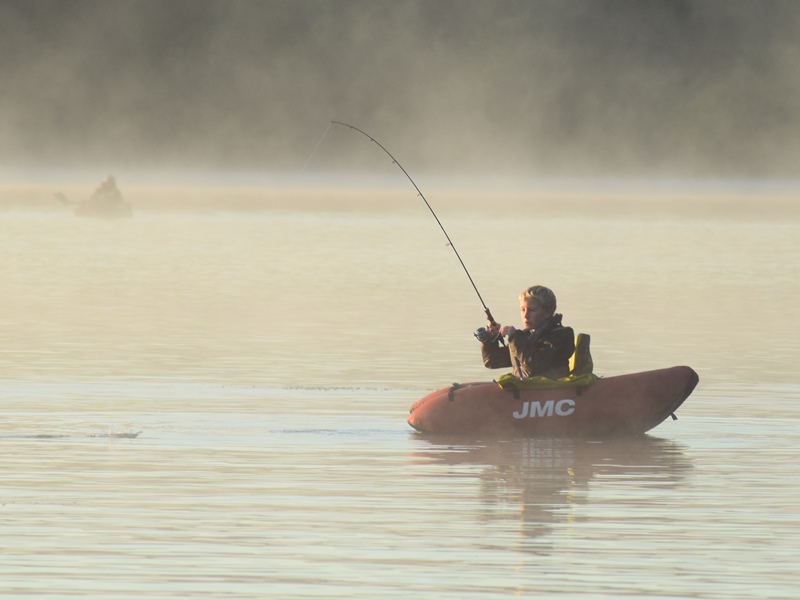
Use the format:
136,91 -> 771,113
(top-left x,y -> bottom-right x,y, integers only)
481,339 -> 512,369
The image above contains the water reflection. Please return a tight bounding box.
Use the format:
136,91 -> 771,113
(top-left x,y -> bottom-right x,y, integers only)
411,435 -> 693,553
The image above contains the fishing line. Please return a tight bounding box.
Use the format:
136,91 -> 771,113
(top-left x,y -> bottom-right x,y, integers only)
303,121 -> 333,169
330,121 -> 499,327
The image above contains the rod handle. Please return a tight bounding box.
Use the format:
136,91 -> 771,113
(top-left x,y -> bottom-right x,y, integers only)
484,308 -> 506,346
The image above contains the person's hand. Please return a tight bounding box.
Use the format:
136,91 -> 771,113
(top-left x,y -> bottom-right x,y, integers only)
487,321 -> 516,338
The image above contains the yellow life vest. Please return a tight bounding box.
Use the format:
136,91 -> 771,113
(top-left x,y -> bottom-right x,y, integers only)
495,333 -> 597,391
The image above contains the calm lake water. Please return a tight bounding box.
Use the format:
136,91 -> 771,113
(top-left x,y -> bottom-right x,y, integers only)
1,183 -> 799,598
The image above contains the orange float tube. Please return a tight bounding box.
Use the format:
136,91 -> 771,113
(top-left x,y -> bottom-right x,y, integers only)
408,366 -> 699,438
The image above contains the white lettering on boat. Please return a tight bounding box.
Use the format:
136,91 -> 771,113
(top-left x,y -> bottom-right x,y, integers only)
512,399 -> 576,419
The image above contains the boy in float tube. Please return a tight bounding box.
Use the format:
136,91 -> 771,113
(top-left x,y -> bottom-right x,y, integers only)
477,285 -> 575,379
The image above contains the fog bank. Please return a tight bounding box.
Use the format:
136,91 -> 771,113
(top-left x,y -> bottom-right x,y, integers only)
3,0 -> 800,178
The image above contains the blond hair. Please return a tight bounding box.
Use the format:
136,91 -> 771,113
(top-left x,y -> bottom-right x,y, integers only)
519,285 -> 557,313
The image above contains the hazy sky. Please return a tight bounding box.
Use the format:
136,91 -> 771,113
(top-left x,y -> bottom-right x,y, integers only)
3,0 -> 799,177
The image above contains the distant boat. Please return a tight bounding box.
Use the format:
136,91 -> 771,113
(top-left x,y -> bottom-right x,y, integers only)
55,175 -> 133,219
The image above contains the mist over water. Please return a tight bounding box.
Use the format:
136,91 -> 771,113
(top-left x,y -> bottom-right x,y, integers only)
2,0 -> 800,178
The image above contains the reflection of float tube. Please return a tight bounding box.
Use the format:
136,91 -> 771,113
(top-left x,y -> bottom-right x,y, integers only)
410,436 -> 692,554
331,121 -> 501,331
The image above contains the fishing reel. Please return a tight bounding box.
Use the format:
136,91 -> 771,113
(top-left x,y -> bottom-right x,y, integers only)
474,327 -> 499,343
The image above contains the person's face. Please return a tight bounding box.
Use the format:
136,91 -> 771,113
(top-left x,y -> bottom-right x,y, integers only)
520,298 -> 552,331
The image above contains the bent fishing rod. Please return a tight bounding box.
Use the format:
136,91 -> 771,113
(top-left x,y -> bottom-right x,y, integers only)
330,121 -> 500,330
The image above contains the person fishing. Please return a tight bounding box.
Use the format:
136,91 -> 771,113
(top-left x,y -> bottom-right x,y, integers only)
90,175 -> 124,205
477,285 -> 575,379
329,124 -> 574,381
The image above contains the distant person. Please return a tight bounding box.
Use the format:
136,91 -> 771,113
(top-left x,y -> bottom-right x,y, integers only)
477,285 -> 575,379
90,175 -> 124,205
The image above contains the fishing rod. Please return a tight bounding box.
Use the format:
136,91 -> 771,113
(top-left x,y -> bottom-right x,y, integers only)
330,121 -> 500,331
